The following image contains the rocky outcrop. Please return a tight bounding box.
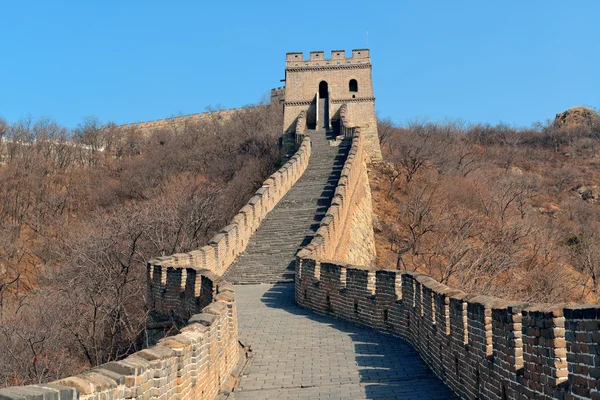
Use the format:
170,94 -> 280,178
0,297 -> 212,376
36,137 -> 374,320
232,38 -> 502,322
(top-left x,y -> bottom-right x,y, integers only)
573,183 -> 600,203
554,106 -> 600,128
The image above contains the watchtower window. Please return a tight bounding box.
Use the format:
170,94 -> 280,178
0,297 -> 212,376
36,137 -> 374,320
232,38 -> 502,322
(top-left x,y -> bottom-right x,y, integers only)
349,79 -> 358,92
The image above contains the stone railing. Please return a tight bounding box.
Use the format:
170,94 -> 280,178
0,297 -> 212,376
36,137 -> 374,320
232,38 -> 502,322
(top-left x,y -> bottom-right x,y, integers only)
294,110 -> 307,145
0,270 -> 238,400
296,133 -> 363,261
338,104 -> 360,138
148,135 -> 311,277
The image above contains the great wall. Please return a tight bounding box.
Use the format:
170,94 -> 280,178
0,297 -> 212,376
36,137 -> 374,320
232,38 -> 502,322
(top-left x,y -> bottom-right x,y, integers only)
0,49 -> 598,400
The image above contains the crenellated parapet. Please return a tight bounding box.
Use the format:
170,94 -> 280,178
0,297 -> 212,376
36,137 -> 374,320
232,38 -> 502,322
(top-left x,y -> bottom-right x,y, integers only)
0,271 -> 239,400
270,86 -> 285,106
285,49 -> 371,69
295,260 -> 599,399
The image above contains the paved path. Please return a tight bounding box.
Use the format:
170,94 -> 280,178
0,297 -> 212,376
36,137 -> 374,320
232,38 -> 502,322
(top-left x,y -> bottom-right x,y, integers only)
225,129 -> 455,399
231,284 -> 455,400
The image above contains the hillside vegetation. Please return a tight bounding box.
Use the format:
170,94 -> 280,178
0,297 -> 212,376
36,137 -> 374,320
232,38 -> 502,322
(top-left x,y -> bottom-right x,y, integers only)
372,107 -> 600,304
0,105 -> 283,386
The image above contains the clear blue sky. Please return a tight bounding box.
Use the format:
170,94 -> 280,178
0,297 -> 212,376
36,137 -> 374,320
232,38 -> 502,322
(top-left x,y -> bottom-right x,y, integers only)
0,1 -> 598,128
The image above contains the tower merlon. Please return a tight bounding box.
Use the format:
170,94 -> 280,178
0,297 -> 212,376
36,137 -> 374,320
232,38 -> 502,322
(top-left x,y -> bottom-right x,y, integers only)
352,49 -> 370,59
310,51 -> 325,60
286,52 -> 303,62
330,50 -> 346,59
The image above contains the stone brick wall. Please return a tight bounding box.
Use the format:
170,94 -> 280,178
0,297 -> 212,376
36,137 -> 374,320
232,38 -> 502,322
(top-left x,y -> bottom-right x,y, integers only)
284,103 -> 314,134
336,100 -> 380,162
338,172 -> 376,266
296,261 -> 600,399
294,110 -> 307,145
284,50 -> 373,101
296,117 -> 376,266
0,271 -> 239,400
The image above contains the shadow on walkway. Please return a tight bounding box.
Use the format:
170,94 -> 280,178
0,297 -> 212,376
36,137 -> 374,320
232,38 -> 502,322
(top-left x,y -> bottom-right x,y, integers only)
260,283 -> 456,400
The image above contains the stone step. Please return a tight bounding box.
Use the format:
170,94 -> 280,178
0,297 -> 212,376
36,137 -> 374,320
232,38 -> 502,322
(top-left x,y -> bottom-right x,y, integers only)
223,130 -> 349,284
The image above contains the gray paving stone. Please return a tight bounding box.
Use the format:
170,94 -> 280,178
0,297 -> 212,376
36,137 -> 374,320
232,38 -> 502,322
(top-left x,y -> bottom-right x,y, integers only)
231,284 -> 455,400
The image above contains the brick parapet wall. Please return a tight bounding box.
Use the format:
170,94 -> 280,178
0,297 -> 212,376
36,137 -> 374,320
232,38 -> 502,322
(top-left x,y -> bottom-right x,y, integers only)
149,135 -> 311,277
295,262 -> 600,399
338,104 -> 359,138
0,273 -> 239,400
270,87 -> 285,105
294,110 -> 307,145
285,49 -> 371,69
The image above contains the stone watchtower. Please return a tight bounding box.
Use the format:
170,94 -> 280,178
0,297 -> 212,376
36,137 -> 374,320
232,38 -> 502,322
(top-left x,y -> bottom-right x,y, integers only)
281,49 -> 382,161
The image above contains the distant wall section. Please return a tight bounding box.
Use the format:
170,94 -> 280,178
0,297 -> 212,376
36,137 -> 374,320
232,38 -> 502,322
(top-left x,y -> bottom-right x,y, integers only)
117,106 -> 262,136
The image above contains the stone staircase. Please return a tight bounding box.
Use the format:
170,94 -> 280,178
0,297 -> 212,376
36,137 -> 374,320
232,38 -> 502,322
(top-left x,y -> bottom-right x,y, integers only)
224,128 -> 348,284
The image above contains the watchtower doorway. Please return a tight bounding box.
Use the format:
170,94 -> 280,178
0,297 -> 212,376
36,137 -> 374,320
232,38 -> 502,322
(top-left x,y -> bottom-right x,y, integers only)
318,81 -> 330,129
319,81 -> 328,98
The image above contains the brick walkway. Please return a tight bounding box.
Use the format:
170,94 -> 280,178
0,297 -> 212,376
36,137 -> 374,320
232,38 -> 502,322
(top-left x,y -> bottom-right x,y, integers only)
231,284 -> 455,400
